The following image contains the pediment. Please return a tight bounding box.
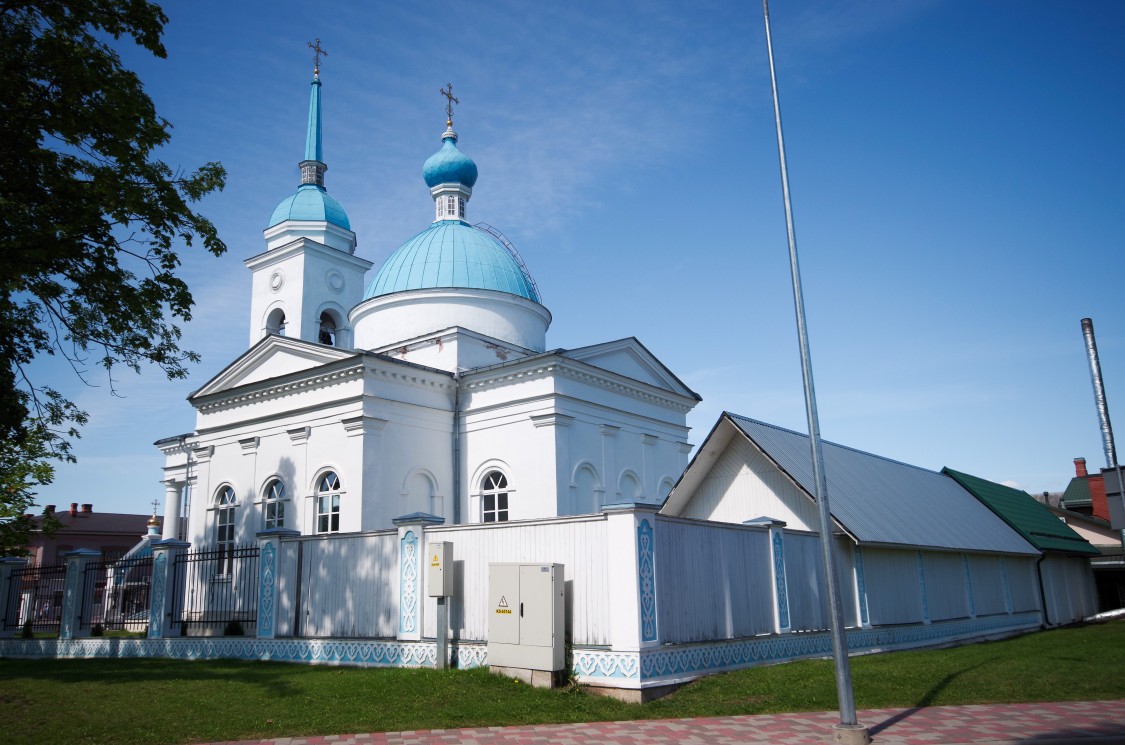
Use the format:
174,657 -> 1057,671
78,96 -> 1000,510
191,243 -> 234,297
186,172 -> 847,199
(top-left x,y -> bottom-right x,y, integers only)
191,335 -> 356,399
562,338 -> 699,400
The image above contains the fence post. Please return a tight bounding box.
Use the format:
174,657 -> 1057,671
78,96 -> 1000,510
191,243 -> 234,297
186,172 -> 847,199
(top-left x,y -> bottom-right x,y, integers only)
148,540 -> 190,639
256,528 -> 299,639
392,512 -> 444,642
59,549 -> 100,640
0,557 -> 27,638
746,517 -> 790,634
603,502 -> 661,653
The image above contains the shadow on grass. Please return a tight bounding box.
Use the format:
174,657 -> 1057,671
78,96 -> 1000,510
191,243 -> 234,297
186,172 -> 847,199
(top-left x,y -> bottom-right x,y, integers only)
0,657 -> 315,697
867,662 -> 985,736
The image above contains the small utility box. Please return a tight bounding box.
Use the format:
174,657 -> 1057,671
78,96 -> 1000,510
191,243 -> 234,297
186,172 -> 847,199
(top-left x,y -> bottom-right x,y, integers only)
427,541 -> 453,597
488,563 -> 564,684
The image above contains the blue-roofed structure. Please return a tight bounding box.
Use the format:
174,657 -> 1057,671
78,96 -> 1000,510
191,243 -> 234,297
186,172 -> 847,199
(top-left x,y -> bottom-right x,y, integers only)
267,72 -> 351,231
365,220 -> 539,302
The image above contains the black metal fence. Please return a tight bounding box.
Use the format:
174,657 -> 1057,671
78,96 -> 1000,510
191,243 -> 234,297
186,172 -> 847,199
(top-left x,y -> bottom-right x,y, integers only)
170,544 -> 259,635
80,555 -> 154,632
2,562 -> 68,635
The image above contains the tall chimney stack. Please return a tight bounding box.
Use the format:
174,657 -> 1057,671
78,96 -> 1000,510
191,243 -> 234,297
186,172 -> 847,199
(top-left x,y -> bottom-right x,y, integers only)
1082,317 -> 1118,469
1075,457 -> 1088,477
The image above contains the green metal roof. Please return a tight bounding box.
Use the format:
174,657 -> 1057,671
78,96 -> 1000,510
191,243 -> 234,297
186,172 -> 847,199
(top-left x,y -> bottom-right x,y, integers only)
943,468 -> 1099,556
1061,476 -> 1093,507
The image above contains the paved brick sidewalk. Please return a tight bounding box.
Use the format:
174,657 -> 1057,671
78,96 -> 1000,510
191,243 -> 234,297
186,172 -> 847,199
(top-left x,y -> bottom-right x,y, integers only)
198,700 -> 1125,745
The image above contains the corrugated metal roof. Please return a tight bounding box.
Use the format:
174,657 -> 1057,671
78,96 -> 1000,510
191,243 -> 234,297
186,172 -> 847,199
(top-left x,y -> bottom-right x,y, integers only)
726,414 -> 1039,555
943,468 -> 1098,556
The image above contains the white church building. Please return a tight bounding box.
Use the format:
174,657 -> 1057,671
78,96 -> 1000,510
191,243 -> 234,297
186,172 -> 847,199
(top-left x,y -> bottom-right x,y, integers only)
0,65 -> 1095,700
156,71 -> 700,546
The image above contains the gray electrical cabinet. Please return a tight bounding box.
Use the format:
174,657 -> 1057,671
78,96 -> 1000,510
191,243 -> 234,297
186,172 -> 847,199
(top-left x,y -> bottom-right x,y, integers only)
487,563 -> 564,672
427,541 -> 453,597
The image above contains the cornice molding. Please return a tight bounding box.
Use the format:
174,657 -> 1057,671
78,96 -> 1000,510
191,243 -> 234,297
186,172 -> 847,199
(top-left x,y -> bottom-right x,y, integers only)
462,356 -> 694,413
196,364 -> 364,415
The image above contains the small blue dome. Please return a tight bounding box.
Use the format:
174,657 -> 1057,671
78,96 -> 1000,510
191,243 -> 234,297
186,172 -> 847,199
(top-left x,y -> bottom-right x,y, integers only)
423,134 -> 478,189
268,184 -> 351,230
365,221 -> 539,302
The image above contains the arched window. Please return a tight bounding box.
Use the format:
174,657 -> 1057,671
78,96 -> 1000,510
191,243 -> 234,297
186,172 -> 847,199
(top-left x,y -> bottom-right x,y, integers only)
215,486 -> 236,574
480,471 -> 509,523
318,312 -> 337,346
265,308 -> 287,337
316,471 -> 342,533
263,478 -> 285,529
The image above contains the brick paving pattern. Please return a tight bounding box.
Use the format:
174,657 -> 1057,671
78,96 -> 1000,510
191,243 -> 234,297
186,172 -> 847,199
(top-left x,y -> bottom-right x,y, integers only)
198,700 -> 1125,745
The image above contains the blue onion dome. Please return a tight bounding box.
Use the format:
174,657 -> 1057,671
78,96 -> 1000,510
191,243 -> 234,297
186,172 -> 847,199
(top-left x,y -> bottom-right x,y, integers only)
268,184 -> 351,229
423,127 -> 478,189
364,221 -> 539,302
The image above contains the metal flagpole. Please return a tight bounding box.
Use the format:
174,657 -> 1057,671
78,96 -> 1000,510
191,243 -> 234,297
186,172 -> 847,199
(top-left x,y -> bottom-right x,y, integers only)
761,2 -> 868,742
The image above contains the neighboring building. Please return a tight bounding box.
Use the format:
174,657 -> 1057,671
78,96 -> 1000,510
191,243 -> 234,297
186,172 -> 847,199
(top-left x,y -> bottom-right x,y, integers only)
1046,505 -> 1125,611
1061,457 -> 1110,521
662,413 -> 1053,629
942,469 -> 1100,622
157,69 -> 699,549
26,503 -> 155,565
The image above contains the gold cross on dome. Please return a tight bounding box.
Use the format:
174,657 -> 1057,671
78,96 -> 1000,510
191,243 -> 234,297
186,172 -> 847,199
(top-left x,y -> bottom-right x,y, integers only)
440,82 -> 459,124
151,499 -> 160,516
308,38 -> 328,74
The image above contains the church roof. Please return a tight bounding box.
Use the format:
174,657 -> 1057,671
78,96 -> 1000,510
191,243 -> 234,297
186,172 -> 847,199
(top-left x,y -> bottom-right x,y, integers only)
267,71 -> 351,231
365,220 -> 540,302
423,129 -> 478,189
269,184 -> 350,229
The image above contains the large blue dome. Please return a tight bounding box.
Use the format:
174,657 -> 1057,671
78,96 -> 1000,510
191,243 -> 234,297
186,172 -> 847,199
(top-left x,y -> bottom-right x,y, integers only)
365,221 -> 539,302
423,134 -> 478,189
268,184 -> 351,230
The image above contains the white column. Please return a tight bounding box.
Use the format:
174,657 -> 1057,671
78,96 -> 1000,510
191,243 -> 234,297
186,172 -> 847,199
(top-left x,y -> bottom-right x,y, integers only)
162,481 -> 183,541
604,504 -> 661,652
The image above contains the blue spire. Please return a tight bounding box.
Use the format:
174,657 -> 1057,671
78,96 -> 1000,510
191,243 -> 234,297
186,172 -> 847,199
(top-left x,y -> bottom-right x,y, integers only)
267,59 -> 351,231
299,71 -> 326,187
304,74 -> 323,164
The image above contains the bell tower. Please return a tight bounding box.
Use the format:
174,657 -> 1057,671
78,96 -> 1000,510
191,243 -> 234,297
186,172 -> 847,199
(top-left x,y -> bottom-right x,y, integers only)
245,41 -> 371,349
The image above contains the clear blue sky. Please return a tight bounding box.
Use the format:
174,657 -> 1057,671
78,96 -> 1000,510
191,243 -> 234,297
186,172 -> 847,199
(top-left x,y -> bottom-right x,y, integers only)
32,0 -> 1125,515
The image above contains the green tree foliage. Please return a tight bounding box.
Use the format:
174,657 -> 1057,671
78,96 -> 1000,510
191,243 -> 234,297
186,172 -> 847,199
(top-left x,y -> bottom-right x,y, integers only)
0,1 -> 227,554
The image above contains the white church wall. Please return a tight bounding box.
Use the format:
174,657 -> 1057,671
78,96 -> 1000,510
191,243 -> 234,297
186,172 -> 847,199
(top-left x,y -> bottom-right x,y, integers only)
677,434 -> 820,529
351,288 -> 550,354
422,515 -> 611,645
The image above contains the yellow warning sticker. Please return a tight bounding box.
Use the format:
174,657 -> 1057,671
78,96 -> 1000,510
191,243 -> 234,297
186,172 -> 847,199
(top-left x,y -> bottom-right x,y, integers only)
431,554 -> 440,567
495,609 -> 512,614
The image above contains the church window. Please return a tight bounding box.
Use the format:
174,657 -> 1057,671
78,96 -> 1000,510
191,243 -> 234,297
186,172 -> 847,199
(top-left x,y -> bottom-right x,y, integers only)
316,471 -> 342,533
480,471 -> 509,523
214,486 -> 236,574
457,197 -> 464,218
263,479 -> 285,529
266,308 -> 287,337
318,312 -> 337,346
446,195 -> 455,217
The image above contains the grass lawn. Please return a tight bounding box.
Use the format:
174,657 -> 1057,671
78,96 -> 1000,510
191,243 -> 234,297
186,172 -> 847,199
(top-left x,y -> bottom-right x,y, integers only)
2,621 -> 1123,744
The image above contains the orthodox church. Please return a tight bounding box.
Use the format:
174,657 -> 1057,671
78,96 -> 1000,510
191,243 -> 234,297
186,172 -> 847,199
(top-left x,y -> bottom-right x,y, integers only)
156,68 -> 700,546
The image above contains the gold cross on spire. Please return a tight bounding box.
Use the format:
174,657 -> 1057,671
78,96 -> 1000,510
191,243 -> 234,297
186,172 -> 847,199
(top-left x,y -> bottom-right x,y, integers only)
308,38 -> 327,75
439,82 -> 459,126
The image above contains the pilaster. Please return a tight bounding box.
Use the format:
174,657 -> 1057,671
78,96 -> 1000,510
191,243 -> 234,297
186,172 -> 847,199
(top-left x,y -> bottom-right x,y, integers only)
59,549 -> 100,640
392,512 -> 444,641
747,517 -> 790,633
257,528 -> 299,639
149,540 -> 190,639
603,502 -> 660,651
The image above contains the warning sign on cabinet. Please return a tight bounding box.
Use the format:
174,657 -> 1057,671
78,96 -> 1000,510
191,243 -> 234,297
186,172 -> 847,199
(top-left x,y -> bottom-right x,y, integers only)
496,595 -> 512,614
